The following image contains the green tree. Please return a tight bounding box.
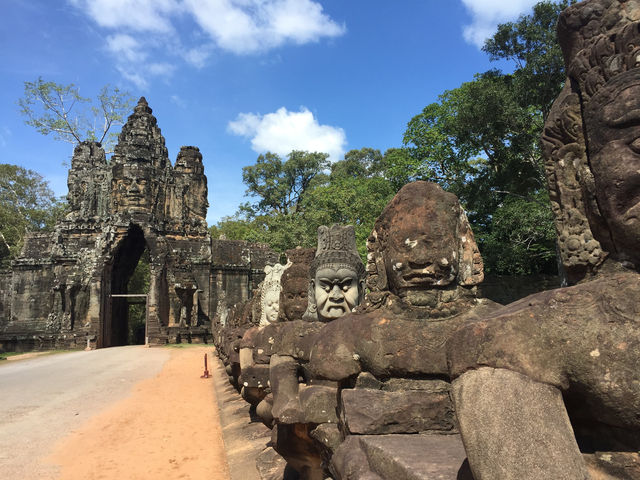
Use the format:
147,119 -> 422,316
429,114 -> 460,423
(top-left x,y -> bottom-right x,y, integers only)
241,150 -> 329,217
483,0 -> 572,118
303,148 -> 396,259
18,78 -> 134,154
211,148 -> 398,259
0,164 -> 66,259
400,1 -> 569,275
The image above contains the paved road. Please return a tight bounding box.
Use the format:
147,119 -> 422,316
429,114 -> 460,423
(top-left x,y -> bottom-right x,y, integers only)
0,346 -> 170,479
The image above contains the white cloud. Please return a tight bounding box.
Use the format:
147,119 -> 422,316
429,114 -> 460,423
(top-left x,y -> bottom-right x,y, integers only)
182,0 -> 345,54
116,66 -> 148,89
182,45 -> 213,68
106,34 -> 147,63
228,107 -> 346,161
170,95 -> 187,108
68,0 -> 345,87
0,127 -> 11,148
68,0 -> 180,33
147,62 -> 176,76
461,0 -> 540,47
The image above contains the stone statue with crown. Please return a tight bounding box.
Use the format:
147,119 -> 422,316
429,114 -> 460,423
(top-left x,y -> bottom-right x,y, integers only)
447,1 -> 640,478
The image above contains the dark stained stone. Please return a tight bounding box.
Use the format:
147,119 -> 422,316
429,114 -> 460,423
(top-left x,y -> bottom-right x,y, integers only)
340,388 -> 455,435
448,2 -> 640,478
331,434 -> 471,480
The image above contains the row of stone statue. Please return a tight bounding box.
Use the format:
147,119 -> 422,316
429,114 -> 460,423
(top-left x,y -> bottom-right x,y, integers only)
214,1 -> 639,478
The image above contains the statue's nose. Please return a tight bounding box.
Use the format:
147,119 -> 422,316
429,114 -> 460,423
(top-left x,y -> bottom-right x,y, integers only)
329,285 -> 344,300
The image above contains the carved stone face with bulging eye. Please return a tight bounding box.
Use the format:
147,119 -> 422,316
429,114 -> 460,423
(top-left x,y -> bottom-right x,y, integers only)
586,75 -> 640,265
312,266 -> 361,322
381,191 -> 459,293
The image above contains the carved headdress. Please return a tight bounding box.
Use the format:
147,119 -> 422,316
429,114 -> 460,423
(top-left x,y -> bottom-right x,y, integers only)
309,225 -> 366,280
304,225 -> 366,321
542,0 -> 640,282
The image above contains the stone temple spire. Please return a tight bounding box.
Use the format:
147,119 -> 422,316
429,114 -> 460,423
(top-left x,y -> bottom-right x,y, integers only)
109,97 -> 172,218
111,97 -> 169,170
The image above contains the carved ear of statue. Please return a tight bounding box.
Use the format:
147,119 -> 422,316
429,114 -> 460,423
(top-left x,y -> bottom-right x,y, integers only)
365,228 -> 388,292
456,208 -> 484,286
302,279 -> 318,321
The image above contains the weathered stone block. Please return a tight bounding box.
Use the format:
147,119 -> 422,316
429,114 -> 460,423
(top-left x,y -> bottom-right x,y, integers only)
340,388 -> 455,435
299,384 -> 339,424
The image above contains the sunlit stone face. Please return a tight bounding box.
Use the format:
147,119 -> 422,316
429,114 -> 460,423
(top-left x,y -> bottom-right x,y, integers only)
113,164 -> 151,212
383,202 -> 458,294
263,290 -> 280,324
312,266 -> 361,322
586,74 -> 640,265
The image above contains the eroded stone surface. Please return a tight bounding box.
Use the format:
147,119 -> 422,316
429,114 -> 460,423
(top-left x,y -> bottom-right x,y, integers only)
450,2 -> 640,478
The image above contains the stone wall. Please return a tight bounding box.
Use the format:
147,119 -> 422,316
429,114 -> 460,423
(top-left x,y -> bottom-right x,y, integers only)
210,239 -> 280,326
0,270 -> 12,337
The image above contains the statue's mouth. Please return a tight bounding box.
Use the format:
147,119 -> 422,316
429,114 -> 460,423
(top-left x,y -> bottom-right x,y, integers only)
623,202 -> 640,225
402,271 -> 438,283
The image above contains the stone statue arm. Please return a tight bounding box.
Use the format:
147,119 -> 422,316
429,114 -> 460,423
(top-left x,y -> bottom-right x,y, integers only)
307,317 -> 361,382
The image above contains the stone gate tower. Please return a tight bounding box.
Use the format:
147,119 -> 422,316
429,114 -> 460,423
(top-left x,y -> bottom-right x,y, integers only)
0,98 -> 277,350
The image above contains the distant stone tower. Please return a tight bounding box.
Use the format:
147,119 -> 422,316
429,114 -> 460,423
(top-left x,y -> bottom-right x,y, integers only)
0,98 -> 276,350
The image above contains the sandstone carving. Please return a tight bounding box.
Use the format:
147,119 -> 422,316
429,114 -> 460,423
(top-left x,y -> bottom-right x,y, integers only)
267,225 -> 366,479
279,247 -> 315,322
260,263 -> 289,326
0,98 -> 276,351
236,248 -> 315,413
448,2 -> 640,478
305,181 -> 498,479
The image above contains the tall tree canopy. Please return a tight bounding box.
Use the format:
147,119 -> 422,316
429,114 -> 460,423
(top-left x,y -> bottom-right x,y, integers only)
18,78 -> 134,154
401,0 -> 571,275
213,1 -> 571,275
212,148 -> 397,258
0,164 -> 65,260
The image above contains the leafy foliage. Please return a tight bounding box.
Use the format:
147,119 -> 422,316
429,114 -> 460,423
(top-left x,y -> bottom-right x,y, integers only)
212,1 -> 569,275
211,148 -> 397,260
0,164 -> 66,259
18,78 -> 134,154
127,249 -> 150,345
400,1 -> 569,274
241,150 -> 329,216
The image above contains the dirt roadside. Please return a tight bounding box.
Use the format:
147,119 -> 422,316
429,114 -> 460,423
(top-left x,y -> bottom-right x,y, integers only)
45,345 -> 230,480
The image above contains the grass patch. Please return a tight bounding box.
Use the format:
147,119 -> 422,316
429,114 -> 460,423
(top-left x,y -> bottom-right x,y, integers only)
0,349 -> 79,362
0,351 -> 23,360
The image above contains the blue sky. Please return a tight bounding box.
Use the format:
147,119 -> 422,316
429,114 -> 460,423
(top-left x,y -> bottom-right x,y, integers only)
1,0 -> 541,225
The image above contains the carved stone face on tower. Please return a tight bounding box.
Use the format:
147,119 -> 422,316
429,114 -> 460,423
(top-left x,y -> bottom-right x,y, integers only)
585,70 -> 640,267
112,163 -> 152,212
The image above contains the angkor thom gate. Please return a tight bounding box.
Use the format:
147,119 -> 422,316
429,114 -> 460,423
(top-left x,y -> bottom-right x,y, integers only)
0,98 -> 277,351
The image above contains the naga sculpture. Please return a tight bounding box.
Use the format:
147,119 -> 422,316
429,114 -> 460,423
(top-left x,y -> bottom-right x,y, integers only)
267,225 -> 366,479
238,249 -> 315,414
447,1 -> 640,478
306,181 -> 499,478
